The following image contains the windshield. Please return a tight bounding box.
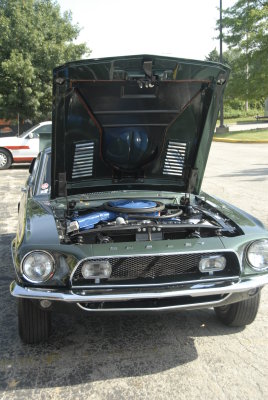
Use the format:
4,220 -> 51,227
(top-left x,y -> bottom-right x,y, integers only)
19,123 -> 41,138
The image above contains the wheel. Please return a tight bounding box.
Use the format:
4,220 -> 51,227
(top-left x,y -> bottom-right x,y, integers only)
0,148 -> 12,169
18,298 -> 51,344
214,292 -> 261,327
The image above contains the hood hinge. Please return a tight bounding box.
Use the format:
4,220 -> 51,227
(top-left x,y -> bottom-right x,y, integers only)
57,172 -> 67,197
187,168 -> 198,193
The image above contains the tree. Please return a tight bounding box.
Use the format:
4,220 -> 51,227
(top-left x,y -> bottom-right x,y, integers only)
206,47 -> 247,116
219,0 -> 268,108
0,0 -> 90,124
205,47 -> 237,65
206,47 -> 244,101
205,48 -> 220,63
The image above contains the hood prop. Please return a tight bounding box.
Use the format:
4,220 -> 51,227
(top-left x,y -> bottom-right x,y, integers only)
187,168 -> 198,193
136,60 -> 159,89
143,60 -> 153,79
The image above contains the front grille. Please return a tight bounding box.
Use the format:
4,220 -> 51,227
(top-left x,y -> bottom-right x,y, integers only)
71,251 -> 240,285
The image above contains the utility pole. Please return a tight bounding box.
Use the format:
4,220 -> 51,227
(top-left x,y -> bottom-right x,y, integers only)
216,0 -> 229,133
219,0 -> 224,128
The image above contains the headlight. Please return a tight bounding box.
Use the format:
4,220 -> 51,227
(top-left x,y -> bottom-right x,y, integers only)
247,239 -> 268,271
21,251 -> 55,283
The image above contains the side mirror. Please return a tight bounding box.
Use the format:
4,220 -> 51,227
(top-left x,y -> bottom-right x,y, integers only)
26,175 -> 34,187
28,132 -> 34,139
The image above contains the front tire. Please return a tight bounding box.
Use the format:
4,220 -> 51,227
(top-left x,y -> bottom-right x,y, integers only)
18,298 -> 51,344
214,292 -> 261,327
0,148 -> 12,169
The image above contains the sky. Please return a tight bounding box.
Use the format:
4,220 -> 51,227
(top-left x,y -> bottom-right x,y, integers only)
57,0 -> 236,60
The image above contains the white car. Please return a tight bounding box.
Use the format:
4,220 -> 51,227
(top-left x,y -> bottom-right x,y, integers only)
0,121 -> 51,169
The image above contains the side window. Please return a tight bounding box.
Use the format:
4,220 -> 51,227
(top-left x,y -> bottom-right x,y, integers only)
30,157 -> 39,178
27,155 -> 40,187
32,124 -> 52,138
36,153 -> 51,196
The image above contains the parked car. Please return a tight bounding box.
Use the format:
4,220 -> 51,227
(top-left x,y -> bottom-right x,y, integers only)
10,55 -> 268,344
0,121 -> 51,169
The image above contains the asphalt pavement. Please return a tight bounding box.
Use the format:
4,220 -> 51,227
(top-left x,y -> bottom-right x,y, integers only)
0,143 -> 267,399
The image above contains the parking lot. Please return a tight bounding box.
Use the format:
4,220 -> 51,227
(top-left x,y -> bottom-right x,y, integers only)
0,142 -> 267,400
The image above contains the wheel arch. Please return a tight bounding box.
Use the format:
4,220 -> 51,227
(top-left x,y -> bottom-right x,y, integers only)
0,147 -> 14,162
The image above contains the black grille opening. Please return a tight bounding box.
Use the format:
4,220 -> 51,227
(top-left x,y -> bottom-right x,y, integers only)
71,252 -> 240,286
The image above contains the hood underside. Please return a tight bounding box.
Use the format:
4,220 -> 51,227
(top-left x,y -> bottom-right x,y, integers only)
51,55 -> 229,199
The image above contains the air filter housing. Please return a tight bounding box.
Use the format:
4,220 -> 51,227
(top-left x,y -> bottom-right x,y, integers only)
105,199 -> 164,214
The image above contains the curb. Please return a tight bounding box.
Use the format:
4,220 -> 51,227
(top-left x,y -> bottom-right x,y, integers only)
213,138 -> 268,143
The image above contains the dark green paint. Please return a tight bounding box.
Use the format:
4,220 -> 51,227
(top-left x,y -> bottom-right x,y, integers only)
11,56 -> 268,292
13,186 -> 268,286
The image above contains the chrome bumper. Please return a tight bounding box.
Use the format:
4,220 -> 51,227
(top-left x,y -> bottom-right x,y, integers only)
10,275 -> 268,304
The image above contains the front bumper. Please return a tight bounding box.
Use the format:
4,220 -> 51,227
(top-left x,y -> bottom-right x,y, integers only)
10,274 -> 268,312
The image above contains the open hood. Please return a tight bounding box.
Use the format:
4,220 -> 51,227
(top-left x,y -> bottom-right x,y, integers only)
51,55 -> 229,199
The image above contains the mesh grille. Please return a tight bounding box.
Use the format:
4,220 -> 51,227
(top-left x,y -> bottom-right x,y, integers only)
71,252 -> 240,284
72,141 -> 94,179
163,141 -> 187,176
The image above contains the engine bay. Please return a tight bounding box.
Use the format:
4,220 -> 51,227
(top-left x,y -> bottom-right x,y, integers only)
51,194 -> 243,244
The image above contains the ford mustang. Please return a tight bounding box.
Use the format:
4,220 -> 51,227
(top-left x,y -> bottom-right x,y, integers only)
10,55 -> 268,343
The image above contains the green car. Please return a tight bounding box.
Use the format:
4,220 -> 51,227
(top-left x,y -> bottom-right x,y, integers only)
10,55 -> 268,344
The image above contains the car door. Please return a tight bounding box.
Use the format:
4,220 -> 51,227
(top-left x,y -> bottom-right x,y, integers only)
20,124 -> 51,158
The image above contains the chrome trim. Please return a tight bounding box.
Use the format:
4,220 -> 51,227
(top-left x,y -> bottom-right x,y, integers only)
77,294 -> 232,312
10,239 -> 21,282
71,276 -> 240,289
69,249 -> 242,283
20,250 -> 55,284
246,239 -> 268,272
10,274 -> 268,303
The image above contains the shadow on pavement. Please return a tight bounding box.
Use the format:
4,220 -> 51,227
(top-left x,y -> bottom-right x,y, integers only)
217,167 -> 268,182
220,168 -> 268,177
10,165 -> 29,170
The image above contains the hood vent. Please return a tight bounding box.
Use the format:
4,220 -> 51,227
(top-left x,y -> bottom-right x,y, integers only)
163,141 -> 187,176
72,141 -> 94,179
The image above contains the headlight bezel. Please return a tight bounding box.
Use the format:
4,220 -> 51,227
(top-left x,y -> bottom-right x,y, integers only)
246,239 -> 268,272
20,250 -> 55,283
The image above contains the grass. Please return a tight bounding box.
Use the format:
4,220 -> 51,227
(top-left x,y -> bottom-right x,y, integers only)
214,128 -> 268,141
216,116 -> 258,125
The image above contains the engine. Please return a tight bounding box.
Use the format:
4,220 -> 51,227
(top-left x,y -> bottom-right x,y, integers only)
57,197 -> 240,245
67,199 -> 183,231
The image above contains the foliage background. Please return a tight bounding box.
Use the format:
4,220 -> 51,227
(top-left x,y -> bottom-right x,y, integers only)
0,0 -> 90,126
0,0 -> 267,124
206,0 -> 268,118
